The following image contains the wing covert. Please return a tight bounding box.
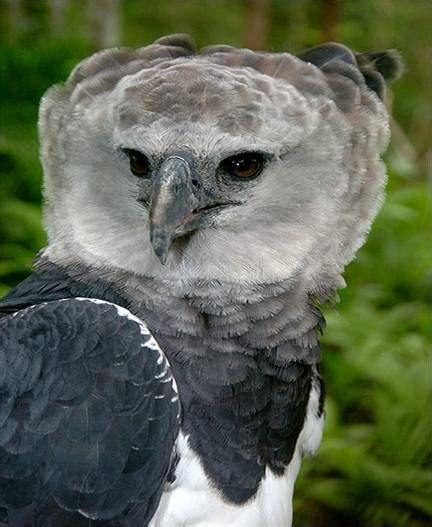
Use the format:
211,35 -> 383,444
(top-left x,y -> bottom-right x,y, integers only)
0,298 -> 180,526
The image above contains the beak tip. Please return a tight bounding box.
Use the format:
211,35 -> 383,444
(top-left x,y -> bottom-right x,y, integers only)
150,229 -> 171,265
157,252 -> 168,265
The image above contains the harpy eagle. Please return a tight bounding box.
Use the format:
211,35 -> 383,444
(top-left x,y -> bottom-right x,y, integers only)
0,35 -> 402,526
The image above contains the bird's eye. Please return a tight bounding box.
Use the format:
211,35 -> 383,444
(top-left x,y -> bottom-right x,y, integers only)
124,149 -> 151,177
220,152 -> 266,180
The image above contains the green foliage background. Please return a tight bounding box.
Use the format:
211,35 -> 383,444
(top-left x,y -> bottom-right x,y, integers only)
0,1 -> 429,525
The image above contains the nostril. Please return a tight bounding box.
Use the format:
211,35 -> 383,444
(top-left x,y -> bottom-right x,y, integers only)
191,178 -> 199,188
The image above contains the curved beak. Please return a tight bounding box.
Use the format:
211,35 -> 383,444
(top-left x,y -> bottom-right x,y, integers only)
149,156 -> 199,264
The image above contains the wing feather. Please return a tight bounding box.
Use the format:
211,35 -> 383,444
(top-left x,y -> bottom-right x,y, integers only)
0,298 -> 180,526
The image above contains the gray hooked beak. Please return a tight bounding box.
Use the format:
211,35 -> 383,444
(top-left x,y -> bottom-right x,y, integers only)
149,156 -> 199,265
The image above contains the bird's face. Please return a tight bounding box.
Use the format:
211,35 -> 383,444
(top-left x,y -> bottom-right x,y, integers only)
40,46 -> 389,289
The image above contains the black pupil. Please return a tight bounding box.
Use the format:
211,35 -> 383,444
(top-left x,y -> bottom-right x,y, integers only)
222,153 -> 264,179
127,150 -> 150,176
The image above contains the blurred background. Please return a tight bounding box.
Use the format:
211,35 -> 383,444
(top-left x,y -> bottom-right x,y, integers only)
0,1 -> 429,525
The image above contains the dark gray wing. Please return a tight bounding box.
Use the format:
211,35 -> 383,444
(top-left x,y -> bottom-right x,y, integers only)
0,298 -> 180,526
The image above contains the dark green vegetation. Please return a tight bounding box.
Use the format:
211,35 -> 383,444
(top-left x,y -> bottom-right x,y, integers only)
0,1 -> 429,525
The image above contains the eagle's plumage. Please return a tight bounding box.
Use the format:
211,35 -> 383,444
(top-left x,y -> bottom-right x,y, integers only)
0,35 -> 401,526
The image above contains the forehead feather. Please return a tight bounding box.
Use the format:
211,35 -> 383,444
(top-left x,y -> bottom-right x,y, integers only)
110,60 -> 320,147
58,39 -> 368,156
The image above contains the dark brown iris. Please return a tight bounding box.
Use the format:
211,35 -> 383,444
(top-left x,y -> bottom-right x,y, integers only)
221,152 -> 265,180
125,149 -> 151,177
